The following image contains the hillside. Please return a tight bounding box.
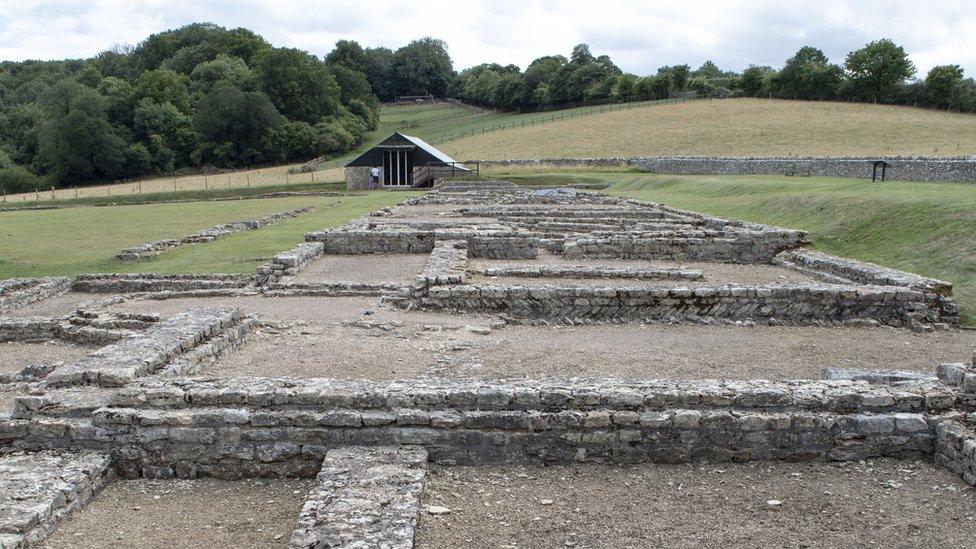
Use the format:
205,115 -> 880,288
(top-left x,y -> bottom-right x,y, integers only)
440,98 -> 976,159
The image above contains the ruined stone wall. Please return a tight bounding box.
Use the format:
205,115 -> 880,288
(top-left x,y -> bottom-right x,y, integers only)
73,273 -> 252,293
418,240 -> 468,286
0,277 -> 70,313
117,206 -> 315,260
256,242 -> 325,285
4,377 -> 951,478
473,157 -> 976,183
409,283 -> 950,328
306,229 -> 539,259
562,231 -> 805,263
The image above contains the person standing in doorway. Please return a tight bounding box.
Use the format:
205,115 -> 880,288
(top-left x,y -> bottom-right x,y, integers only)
369,166 -> 380,190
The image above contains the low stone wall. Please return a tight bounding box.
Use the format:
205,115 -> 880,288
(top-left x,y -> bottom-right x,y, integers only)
117,206 -> 315,260
935,420 -> 976,486
289,446 -> 428,549
255,242 -> 324,285
480,264 -> 703,281
45,307 -> 243,387
474,156 -> 976,183
562,231 -> 805,263
0,312 -> 154,347
6,377 -> 950,478
265,281 -> 405,297
0,277 -> 70,313
0,451 -> 114,548
73,273 -> 252,293
307,229 -> 539,259
418,240 -> 468,286
408,283 -> 949,328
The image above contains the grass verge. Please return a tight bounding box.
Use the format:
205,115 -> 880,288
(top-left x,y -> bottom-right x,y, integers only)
0,192 -> 414,278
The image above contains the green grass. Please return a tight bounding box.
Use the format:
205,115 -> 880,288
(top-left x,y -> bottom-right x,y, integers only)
489,170 -> 976,324
0,180 -> 348,211
0,192 -> 414,277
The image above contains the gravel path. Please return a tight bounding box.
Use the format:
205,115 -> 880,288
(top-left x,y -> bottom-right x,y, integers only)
0,341 -> 93,374
417,459 -> 976,548
40,478 -> 313,549
292,253 -> 429,284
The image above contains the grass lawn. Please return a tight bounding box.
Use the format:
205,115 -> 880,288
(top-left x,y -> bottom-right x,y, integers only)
442,98 -> 976,159
494,170 -> 976,324
0,192 -> 413,278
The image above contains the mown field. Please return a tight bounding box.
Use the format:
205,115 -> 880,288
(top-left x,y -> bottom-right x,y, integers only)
0,193 -> 412,278
496,170 -> 976,324
442,98 -> 976,159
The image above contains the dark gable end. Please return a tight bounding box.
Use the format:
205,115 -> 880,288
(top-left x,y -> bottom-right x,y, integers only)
345,132 -> 464,168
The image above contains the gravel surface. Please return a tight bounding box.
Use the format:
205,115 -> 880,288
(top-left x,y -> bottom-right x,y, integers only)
105,296 -> 489,326
416,459 -> 976,549
40,478 -> 313,549
0,340 -> 92,374
473,324 -> 976,380
0,390 -> 16,413
202,321 -> 974,381
292,253 -> 429,284
3,292 -> 103,318
469,258 -> 816,286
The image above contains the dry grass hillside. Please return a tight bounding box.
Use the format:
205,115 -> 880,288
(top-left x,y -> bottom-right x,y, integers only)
441,98 -> 976,159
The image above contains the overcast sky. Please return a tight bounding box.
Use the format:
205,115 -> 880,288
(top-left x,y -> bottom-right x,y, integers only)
2,0 -> 976,77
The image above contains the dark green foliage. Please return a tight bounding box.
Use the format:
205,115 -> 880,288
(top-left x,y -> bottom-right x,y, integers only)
0,165 -> 48,194
738,66 -> 774,96
923,65 -> 976,110
774,46 -> 843,100
390,38 -> 454,98
844,39 -> 916,103
254,48 -> 342,123
193,85 -> 283,167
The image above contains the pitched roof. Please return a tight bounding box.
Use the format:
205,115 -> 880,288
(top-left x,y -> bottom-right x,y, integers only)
399,133 -> 460,165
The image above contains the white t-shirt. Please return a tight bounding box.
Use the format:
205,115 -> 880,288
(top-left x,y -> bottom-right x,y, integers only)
370,167 -> 380,177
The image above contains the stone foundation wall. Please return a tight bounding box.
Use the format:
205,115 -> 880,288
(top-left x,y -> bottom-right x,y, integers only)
407,283 -> 948,328
307,229 -> 539,259
0,277 -> 70,313
117,206 -> 316,260
289,446 -> 427,548
5,377 -> 952,478
45,307 -> 243,387
562,231 -> 806,263
418,240 -> 468,286
73,273 -> 252,293
256,242 -> 324,285
935,420 -> 976,486
474,157 -> 976,183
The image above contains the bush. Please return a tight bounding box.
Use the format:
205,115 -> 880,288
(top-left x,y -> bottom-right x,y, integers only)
0,165 -> 49,194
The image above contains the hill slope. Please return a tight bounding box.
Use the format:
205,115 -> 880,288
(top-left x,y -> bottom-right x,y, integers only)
441,98 -> 976,159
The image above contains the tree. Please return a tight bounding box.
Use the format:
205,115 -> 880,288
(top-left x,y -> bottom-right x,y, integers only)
776,47 -> 843,100
362,47 -> 395,101
133,69 -> 192,113
133,98 -> 195,170
35,80 -> 129,182
844,39 -> 915,103
254,48 -> 342,123
325,40 -> 368,73
739,66 -> 773,96
390,38 -> 454,98
193,85 -> 283,166
925,65 -> 965,109
521,55 -> 565,107
189,54 -> 257,94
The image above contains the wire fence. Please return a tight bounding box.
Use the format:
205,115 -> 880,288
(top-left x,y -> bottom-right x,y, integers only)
0,164 -> 346,204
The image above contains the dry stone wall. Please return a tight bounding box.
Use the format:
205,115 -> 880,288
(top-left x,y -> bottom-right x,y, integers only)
289,446 -> 428,549
3,376 -> 953,477
0,278 -> 69,314
474,157 -> 976,183
0,451 -> 114,549
73,273 -> 252,293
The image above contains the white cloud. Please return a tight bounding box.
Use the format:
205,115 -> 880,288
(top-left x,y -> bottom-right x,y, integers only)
1,0 -> 975,77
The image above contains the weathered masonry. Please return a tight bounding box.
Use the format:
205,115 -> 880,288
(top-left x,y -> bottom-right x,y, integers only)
1,180 -> 974,548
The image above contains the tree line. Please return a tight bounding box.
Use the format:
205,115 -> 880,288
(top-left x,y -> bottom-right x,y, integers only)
2,25 -> 974,192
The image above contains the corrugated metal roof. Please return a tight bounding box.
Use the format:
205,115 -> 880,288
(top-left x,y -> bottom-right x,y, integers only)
399,133 -> 465,166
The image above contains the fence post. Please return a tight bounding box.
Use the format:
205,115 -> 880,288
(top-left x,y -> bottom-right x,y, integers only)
35,187 -> 39,201
2,188 -> 5,202
204,176 -> 208,189
75,186 -> 78,198
138,180 -> 142,194
51,183 -> 55,199
246,173 -> 250,187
